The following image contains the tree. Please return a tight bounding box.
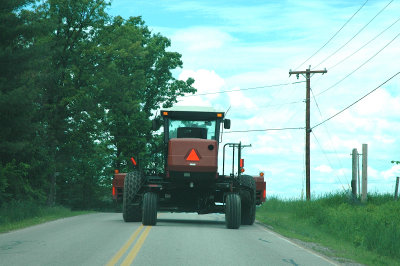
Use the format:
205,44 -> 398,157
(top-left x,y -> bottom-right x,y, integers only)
29,0 -> 110,205
95,16 -> 195,171
0,0 -> 195,208
0,0 -> 40,203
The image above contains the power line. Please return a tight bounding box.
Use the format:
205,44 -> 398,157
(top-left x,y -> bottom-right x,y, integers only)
297,15 -> 400,90
311,131 -> 348,192
312,71 -> 400,130
253,81 -> 305,114
180,81 -> 305,97
316,31 -> 400,97
313,0 -> 394,69
310,88 -> 350,188
310,88 -> 323,116
254,99 -> 304,110
294,0 -> 369,70
224,127 -> 304,133
329,16 -> 400,71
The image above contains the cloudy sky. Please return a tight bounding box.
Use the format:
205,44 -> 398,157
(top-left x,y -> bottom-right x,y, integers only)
109,0 -> 400,198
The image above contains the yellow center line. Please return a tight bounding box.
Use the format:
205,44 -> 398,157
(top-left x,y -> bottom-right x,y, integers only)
121,226 -> 152,266
106,225 -> 144,266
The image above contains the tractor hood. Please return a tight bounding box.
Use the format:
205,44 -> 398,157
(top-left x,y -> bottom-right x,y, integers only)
167,138 -> 218,173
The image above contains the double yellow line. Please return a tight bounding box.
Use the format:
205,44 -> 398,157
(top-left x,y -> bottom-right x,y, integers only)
107,225 -> 152,266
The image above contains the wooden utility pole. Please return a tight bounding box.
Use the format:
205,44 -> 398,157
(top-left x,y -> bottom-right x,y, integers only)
351,148 -> 358,197
289,66 -> 327,200
361,144 -> 368,203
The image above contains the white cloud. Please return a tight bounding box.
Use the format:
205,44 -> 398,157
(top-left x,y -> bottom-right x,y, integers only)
373,134 -> 396,144
179,69 -> 225,96
381,164 -> 400,180
228,89 -> 256,109
172,27 -> 236,52
111,0 -> 400,198
315,165 -> 333,173
368,166 -> 379,179
176,69 -> 226,106
354,89 -> 400,117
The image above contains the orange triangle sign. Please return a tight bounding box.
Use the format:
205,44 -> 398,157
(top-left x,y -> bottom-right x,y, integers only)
186,149 -> 200,161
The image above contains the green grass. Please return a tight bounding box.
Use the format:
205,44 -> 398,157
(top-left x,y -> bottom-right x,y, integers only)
256,193 -> 400,265
0,200 -> 92,233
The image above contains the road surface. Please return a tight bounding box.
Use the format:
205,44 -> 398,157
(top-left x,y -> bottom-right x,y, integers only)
0,212 -> 338,266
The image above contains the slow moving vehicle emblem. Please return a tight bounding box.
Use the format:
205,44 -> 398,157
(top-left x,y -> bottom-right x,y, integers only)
186,149 -> 200,161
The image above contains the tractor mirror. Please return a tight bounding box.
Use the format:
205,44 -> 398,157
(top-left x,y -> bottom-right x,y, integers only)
152,118 -> 162,131
224,119 -> 231,129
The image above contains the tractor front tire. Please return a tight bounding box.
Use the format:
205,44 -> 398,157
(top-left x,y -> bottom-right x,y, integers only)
142,192 -> 158,226
123,171 -> 144,222
239,175 -> 256,225
225,193 -> 241,229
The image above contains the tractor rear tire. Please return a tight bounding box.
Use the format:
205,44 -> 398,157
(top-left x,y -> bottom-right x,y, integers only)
123,171 -> 144,222
142,192 -> 158,226
239,175 -> 256,225
241,190 -> 256,225
225,193 -> 241,229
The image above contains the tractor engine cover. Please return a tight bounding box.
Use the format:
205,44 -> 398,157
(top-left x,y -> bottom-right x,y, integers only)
167,138 -> 218,173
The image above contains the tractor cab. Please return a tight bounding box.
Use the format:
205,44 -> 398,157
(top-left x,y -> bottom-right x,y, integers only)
159,106 -> 230,143
157,106 -> 230,179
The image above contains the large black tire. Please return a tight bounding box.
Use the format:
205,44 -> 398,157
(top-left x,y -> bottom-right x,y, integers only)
123,171 -> 144,222
142,192 -> 158,226
239,175 -> 256,225
225,193 -> 241,229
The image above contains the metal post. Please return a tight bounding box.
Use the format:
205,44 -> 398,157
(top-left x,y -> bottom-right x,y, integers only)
395,176 -> 399,201
232,145 -> 235,176
238,142 -> 242,177
222,143 -> 227,176
361,144 -> 368,203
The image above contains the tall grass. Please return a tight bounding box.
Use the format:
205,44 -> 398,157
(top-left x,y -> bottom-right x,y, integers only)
0,200 -> 90,233
257,193 -> 400,263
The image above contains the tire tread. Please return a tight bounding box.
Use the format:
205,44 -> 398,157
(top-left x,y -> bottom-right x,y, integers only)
225,193 -> 241,229
123,171 -> 144,222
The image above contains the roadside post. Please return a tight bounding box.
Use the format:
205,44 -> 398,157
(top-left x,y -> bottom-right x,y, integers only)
361,144 -> 368,203
351,148 -> 358,198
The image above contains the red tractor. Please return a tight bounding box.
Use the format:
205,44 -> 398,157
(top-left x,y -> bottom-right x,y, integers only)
112,106 -> 266,229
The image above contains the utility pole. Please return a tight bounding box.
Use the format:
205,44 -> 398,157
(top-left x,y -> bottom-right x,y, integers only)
289,66 -> 327,200
351,148 -> 358,198
361,143 -> 368,203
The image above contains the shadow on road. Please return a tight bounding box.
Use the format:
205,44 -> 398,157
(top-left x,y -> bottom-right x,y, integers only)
156,218 -> 225,228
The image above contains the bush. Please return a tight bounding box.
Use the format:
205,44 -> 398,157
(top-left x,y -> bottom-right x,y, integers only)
0,200 -> 70,225
257,193 -> 400,261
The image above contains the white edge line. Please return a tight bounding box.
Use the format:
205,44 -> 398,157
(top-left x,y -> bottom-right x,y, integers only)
255,222 -> 340,266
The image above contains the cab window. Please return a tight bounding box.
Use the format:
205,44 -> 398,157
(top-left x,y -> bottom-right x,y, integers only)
169,119 -> 216,140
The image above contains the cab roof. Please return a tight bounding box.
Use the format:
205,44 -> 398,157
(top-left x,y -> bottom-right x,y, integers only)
161,106 -> 225,120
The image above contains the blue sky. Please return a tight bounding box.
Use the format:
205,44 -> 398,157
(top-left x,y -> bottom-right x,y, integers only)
108,0 -> 400,198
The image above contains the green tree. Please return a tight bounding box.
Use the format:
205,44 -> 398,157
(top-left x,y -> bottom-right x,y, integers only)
95,16 -> 195,171
30,0 -> 110,205
1,0 -> 195,209
0,0 -> 41,203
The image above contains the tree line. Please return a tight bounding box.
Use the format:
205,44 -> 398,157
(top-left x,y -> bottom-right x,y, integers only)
0,0 -> 195,209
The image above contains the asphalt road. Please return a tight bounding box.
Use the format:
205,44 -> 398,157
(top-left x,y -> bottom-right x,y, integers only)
0,212 -> 338,266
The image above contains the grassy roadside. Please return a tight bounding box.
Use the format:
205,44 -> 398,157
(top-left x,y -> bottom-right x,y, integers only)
256,193 -> 400,265
0,201 -> 92,233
